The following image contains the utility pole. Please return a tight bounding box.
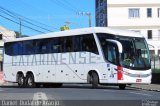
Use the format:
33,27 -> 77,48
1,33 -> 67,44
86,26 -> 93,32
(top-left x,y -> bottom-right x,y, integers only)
78,12 -> 92,27
19,18 -> 22,37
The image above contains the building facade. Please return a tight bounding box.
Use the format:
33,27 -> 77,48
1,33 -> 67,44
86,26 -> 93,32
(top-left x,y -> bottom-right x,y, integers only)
0,26 -> 16,71
96,0 -> 160,56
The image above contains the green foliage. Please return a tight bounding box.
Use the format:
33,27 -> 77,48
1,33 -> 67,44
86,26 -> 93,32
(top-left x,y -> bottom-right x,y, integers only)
15,31 -> 28,38
152,69 -> 160,73
15,31 -> 21,38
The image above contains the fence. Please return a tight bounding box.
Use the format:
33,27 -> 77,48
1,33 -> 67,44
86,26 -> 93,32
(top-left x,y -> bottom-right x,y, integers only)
151,55 -> 160,69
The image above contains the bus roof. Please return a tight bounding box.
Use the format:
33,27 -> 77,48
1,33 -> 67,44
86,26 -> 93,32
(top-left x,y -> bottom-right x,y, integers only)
6,27 -> 144,42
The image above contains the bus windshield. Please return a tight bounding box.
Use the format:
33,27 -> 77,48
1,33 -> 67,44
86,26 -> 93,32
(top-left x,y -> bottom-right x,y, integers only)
118,37 -> 151,70
97,33 -> 151,70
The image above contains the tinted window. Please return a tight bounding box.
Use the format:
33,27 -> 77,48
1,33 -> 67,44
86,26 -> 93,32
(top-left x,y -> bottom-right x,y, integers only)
100,40 -> 119,65
81,34 -> 99,54
50,37 -> 62,53
4,34 -> 99,56
4,42 -> 13,55
12,42 -> 23,55
73,35 -> 81,52
23,40 -> 35,55
36,39 -> 50,54
64,36 -> 74,52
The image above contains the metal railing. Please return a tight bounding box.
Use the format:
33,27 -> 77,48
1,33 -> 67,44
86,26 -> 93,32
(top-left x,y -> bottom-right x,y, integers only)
151,55 -> 160,69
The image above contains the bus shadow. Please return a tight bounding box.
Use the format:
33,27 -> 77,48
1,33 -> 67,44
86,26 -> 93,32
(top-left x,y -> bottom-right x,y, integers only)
61,84 -> 131,90
0,84 -> 136,91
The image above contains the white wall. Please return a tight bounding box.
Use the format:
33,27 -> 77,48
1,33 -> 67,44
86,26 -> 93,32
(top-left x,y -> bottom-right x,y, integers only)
108,7 -> 160,27
107,0 -> 160,5
0,26 -> 16,47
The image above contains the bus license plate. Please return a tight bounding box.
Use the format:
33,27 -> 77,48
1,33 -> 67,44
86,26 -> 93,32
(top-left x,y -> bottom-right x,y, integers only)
136,79 -> 142,83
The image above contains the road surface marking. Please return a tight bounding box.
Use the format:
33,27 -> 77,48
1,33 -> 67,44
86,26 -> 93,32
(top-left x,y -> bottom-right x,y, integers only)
32,92 -> 60,106
129,92 -> 152,96
32,92 -> 48,106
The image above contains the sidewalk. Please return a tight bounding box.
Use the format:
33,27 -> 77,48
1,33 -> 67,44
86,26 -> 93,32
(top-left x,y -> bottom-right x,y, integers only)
130,84 -> 160,92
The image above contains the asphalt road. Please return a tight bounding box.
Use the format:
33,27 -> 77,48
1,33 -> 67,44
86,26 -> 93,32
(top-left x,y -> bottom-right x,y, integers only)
0,84 -> 160,106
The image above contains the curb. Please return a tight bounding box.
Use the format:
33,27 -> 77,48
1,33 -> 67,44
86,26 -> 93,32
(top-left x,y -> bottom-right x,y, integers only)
0,81 -> 17,86
128,86 -> 160,92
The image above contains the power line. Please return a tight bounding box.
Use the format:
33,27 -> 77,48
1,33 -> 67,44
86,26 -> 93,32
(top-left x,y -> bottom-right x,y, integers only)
0,6 -> 56,32
62,0 -> 82,12
0,8 -> 52,32
0,14 -> 45,33
49,0 -> 78,13
7,0 -> 59,30
0,5 -> 59,31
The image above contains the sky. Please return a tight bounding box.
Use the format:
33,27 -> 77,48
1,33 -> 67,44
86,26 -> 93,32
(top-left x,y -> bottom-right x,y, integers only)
0,0 -> 95,36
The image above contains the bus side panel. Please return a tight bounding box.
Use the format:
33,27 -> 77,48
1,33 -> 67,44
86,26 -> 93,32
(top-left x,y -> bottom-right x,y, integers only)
55,52 -> 86,83
3,64 -> 17,82
3,55 -> 17,82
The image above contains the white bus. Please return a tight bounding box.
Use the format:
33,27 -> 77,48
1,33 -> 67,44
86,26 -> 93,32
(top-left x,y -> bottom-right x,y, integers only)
3,27 -> 151,89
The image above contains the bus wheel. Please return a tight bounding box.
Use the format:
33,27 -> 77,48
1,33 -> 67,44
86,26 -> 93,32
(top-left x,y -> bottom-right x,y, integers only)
26,74 -> 35,88
91,72 -> 99,89
119,84 -> 126,90
17,74 -> 26,88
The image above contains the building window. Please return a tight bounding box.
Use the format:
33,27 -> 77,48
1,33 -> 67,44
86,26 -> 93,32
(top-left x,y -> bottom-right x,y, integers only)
148,30 -> 152,39
0,34 -> 2,40
129,8 -> 140,18
158,8 -> 160,17
147,8 -> 152,18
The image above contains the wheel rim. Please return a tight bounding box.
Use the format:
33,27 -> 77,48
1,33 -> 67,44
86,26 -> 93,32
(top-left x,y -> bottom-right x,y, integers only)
28,77 -> 33,86
18,75 -> 23,86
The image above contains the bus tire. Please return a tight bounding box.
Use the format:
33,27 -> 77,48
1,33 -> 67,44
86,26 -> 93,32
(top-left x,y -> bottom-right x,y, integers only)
17,74 -> 26,88
26,74 -> 35,88
91,72 -> 99,89
119,84 -> 126,90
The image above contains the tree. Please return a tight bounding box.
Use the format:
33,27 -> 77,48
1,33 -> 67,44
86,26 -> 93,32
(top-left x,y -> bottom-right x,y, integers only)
15,31 -> 21,38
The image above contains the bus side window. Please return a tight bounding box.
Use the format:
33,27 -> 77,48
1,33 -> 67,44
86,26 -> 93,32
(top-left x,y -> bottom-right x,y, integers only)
64,36 -> 73,52
12,42 -> 23,56
107,43 -> 118,65
73,35 -> 81,52
81,34 -> 99,54
23,40 -> 35,55
50,37 -> 61,53
36,39 -> 49,54
4,42 -> 13,56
